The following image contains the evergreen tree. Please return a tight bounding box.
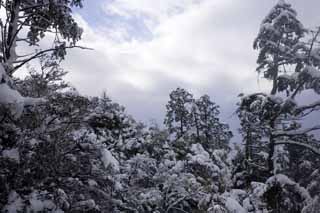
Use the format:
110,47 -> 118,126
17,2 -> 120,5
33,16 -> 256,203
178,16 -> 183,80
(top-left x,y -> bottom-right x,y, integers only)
15,54 -> 69,98
164,87 -> 194,140
195,95 -> 232,150
253,0 -> 306,95
238,0 -> 320,211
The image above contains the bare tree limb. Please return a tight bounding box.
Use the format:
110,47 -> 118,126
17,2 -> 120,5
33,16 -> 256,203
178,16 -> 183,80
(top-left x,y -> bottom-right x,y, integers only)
11,45 -> 93,74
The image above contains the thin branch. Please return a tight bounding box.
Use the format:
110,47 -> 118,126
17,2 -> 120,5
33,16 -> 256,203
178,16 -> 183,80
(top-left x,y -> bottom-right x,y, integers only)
295,100 -> 320,115
275,140 -> 320,156
7,15 -> 30,53
274,125 -> 320,137
307,27 -> 320,63
166,195 -> 190,213
170,207 -> 190,213
20,3 -> 68,11
290,28 -> 320,99
11,45 -> 93,74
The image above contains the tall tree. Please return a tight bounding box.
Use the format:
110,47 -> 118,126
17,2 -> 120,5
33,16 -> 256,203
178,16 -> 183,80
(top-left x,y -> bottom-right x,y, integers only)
195,95 -> 232,150
248,0 -> 316,174
253,0 -> 306,95
164,87 -> 194,139
0,0 -> 84,75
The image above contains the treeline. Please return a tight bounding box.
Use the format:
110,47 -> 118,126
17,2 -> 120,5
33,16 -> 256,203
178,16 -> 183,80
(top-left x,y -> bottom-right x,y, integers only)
1,54 -> 234,212
0,0 -> 320,212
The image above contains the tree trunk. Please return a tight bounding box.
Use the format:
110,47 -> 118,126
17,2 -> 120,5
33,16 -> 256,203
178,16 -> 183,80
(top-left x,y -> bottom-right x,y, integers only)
194,114 -> 200,142
5,0 -> 21,75
268,121 -> 276,175
268,53 -> 279,173
180,117 -> 184,138
245,129 -> 251,162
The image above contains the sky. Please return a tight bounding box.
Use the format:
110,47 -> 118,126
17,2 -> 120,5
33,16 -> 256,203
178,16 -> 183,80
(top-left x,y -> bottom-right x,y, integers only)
58,0 -> 320,136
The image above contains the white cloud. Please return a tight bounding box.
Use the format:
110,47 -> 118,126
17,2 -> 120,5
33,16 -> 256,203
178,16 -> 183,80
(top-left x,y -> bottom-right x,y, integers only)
103,0 -> 205,29
61,0 -> 270,124
61,0 -> 320,127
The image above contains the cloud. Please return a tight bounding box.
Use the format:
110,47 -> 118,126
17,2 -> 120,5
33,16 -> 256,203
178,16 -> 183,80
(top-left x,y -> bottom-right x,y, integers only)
61,0 -> 320,139
63,0 -> 266,122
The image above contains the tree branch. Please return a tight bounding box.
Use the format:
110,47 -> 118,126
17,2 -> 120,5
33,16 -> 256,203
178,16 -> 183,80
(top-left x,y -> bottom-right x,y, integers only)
295,100 -> 320,115
275,140 -> 320,156
274,125 -> 320,137
11,45 -> 93,74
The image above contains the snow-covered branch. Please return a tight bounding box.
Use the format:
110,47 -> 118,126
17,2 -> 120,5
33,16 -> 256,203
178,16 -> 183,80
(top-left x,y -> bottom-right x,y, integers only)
274,125 -> 320,137
275,140 -> 320,156
295,100 -> 320,115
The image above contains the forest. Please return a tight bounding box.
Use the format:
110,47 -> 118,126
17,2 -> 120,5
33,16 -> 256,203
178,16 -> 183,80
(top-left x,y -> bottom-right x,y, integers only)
0,0 -> 320,212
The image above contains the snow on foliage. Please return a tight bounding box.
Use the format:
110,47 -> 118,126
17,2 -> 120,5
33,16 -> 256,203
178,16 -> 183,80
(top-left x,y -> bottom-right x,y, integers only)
3,191 -> 23,213
101,148 -> 120,172
266,174 -> 311,201
0,64 -> 44,118
225,197 -> 246,213
1,0 -> 320,212
1,148 -> 20,163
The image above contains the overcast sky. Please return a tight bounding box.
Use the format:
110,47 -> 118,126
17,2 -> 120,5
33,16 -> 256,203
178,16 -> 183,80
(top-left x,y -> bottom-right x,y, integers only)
60,0 -> 320,134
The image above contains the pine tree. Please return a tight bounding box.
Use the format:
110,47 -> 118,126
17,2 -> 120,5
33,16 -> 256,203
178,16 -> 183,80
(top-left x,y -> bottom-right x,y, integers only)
164,87 -> 194,139
253,0 -> 306,95
239,1 -> 320,211
195,95 -> 232,150
246,0 -> 320,174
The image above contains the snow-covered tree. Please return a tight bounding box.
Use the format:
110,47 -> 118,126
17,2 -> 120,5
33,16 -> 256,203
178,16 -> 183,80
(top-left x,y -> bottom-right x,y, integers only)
15,54 -> 69,98
237,0 -> 320,211
193,95 -> 232,150
240,0 -> 320,175
253,0 -> 306,95
0,0 -> 84,75
164,87 -> 194,139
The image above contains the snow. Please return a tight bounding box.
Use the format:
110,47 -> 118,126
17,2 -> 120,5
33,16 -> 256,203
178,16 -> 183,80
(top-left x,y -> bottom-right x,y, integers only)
0,81 -> 25,118
4,190 -> 61,213
279,73 -> 296,81
267,174 -> 294,186
73,199 -> 97,211
3,191 -> 23,213
101,148 -> 120,172
256,151 -> 268,160
88,179 -> 98,187
310,47 -> 320,60
225,197 -> 246,213
251,182 -> 267,197
27,191 -> 56,213
63,87 -> 80,96
2,148 -> 20,163
0,64 -> 45,118
172,160 -> 185,172
304,66 -> 320,79
189,143 -> 211,164
267,174 -> 311,201
269,95 -> 283,104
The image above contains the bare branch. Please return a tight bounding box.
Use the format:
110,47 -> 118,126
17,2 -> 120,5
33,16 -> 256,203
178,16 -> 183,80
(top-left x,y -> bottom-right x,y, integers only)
11,45 -> 93,74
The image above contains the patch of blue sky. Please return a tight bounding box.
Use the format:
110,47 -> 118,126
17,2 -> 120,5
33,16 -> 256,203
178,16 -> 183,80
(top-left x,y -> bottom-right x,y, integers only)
73,0 -> 153,42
